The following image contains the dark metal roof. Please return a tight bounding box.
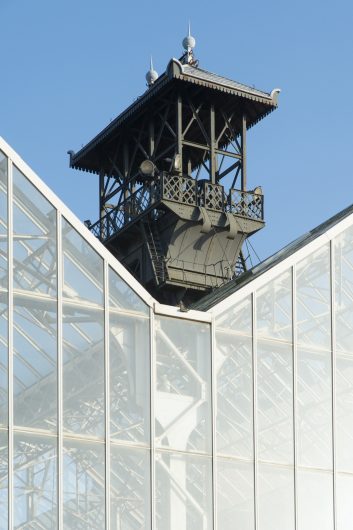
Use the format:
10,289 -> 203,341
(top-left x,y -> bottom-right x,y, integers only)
192,203 -> 353,312
180,64 -> 276,101
70,59 -> 279,174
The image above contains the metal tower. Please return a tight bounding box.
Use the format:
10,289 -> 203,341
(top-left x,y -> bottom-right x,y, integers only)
69,34 -> 280,305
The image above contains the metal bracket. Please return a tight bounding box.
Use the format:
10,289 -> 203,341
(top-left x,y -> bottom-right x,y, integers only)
224,212 -> 238,239
198,207 -> 212,233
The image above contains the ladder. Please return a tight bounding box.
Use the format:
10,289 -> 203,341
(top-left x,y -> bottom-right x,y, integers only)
144,221 -> 167,285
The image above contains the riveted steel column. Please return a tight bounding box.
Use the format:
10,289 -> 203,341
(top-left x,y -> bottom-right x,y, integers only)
99,169 -> 105,240
176,95 -> 183,174
210,105 -> 217,184
123,143 -> 130,221
241,115 -> 247,191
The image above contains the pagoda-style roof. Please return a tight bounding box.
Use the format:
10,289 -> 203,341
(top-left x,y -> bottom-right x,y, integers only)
70,58 -> 279,175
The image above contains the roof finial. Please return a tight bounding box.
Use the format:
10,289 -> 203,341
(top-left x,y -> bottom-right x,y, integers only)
181,20 -> 198,66
182,21 -> 196,52
146,56 -> 158,87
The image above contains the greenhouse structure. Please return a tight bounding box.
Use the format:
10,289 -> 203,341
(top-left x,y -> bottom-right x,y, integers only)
0,135 -> 353,530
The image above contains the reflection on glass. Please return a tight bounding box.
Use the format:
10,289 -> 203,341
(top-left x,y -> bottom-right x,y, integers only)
217,458 -> 254,530
155,451 -> 212,530
296,244 -> 331,350
297,348 -> 332,469
335,228 -> 353,470
13,433 -> 57,529
336,352 -> 353,472
216,334 -> 253,459
0,296 -> 7,427
335,225 -> 353,353
13,166 -> 57,297
337,473 -> 353,530
155,317 -> 211,453
297,469 -> 333,530
62,218 -> 103,305
109,266 -> 148,314
257,340 -> 293,464
258,463 -> 295,530
63,305 -> 104,437
110,311 -> 150,444
13,296 -> 57,431
216,295 -> 252,335
256,270 -> 292,342
0,151 -> 7,291
110,445 -> 151,530
63,440 -> 105,530
0,430 -> 8,530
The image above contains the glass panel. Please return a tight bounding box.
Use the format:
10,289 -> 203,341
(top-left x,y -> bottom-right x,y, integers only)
216,334 -> 253,459
63,305 -> 104,437
63,440 -> 105,529
258,463 -> 295,530
337,473 -> 353,530
155,317 -> 211,453
336,351 -> 353,472
0,151 -> 7,290
110,445 -> 151,530
13,166 -> 57,297
109,309 -> 150,444
0,430 -> 8,530
155,451 -> 212,530
13,295 -> 57,431
256,269 -> 292,342
0,294 -> 7,427
257,340 -> 293,464
297,469 -> 333,530
335,225 -> 353,353
217,458 -> 254,530
62,218 -> 103,305
13,433 -> 57,529
297,348 -> 332,469
216,295 -> 252,335
109,266 -> 148,314
296,244 -> 331,350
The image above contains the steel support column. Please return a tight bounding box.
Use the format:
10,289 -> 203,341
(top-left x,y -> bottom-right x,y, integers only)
99,169 -> 105,241
241,115 -> 247,191
176,95 -> 183,174
210,105 -> 217,184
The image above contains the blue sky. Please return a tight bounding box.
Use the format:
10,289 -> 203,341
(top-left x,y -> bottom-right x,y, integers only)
1,0 -> 353,262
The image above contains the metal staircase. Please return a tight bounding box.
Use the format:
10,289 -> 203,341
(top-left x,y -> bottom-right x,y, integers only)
144,221 -> 167,285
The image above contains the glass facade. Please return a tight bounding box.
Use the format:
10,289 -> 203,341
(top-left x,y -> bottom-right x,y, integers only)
0,137 -> 353,529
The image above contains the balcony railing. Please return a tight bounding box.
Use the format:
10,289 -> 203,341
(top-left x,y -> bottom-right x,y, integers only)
89,174 -> 263,241
228,189 -> 264,221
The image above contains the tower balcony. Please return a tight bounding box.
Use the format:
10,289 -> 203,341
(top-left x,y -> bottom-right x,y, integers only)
89,173 -> 264,243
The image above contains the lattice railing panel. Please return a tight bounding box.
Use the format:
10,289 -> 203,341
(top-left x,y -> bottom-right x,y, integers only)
199,182 -> 224,211
228,189 -> 264,221
162,175 -> 197,205
90,184 -> 161,241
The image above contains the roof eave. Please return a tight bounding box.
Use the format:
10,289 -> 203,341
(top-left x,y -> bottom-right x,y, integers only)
70,58 -> 279,174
